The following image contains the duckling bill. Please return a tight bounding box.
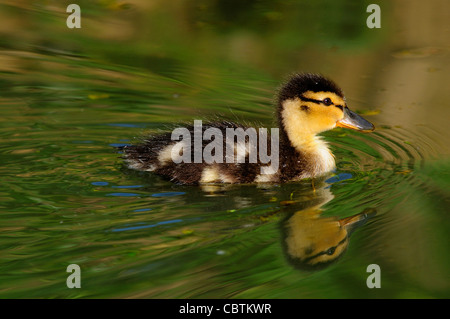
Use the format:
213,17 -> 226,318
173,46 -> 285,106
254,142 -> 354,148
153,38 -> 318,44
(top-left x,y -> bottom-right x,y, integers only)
123,73 -> 374,184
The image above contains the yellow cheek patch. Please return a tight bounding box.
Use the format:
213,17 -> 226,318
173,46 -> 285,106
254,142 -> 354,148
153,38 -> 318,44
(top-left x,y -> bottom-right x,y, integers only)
311,111 -> 338,129
281,98 -> 343,137
308,102 -> 344,129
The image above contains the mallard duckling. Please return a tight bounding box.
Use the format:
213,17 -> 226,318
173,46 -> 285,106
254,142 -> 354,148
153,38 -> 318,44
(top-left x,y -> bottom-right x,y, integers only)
122,73 -> 374,184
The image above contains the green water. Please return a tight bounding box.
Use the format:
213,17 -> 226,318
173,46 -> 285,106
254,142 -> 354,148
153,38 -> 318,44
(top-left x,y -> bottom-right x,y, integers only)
1,1 -> 449,298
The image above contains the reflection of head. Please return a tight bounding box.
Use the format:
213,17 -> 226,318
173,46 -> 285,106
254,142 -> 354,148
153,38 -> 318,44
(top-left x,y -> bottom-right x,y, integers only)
283,207 -> 376,271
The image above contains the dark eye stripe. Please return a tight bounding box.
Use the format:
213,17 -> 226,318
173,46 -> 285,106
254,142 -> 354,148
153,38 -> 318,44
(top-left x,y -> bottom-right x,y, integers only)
300,95 -> 346,112
300,96 -> 321,104
302,237 -> 348,263
301,95 -> 341,107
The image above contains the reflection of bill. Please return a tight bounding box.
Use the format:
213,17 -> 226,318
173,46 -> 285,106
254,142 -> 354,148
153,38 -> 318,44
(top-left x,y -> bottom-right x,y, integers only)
282,187 -> 376,270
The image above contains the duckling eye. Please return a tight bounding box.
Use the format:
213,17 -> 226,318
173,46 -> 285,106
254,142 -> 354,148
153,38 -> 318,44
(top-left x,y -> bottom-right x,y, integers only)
322,98 -> 333,106
326,247 -> 336,255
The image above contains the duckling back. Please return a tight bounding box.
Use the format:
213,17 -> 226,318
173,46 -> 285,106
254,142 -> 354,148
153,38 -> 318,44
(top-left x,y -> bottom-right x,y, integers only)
123,121 -> 268,184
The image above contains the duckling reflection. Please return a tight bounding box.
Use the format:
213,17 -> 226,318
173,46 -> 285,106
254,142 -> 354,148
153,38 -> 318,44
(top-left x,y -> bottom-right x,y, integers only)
282,187 -> 376,271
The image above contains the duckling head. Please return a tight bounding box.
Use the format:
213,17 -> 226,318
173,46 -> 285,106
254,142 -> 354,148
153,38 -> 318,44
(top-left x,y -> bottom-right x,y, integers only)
278,73 -> 374,146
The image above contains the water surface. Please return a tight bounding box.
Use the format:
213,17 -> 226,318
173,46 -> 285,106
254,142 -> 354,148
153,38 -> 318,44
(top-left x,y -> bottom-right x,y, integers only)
0,1 -> 449,298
